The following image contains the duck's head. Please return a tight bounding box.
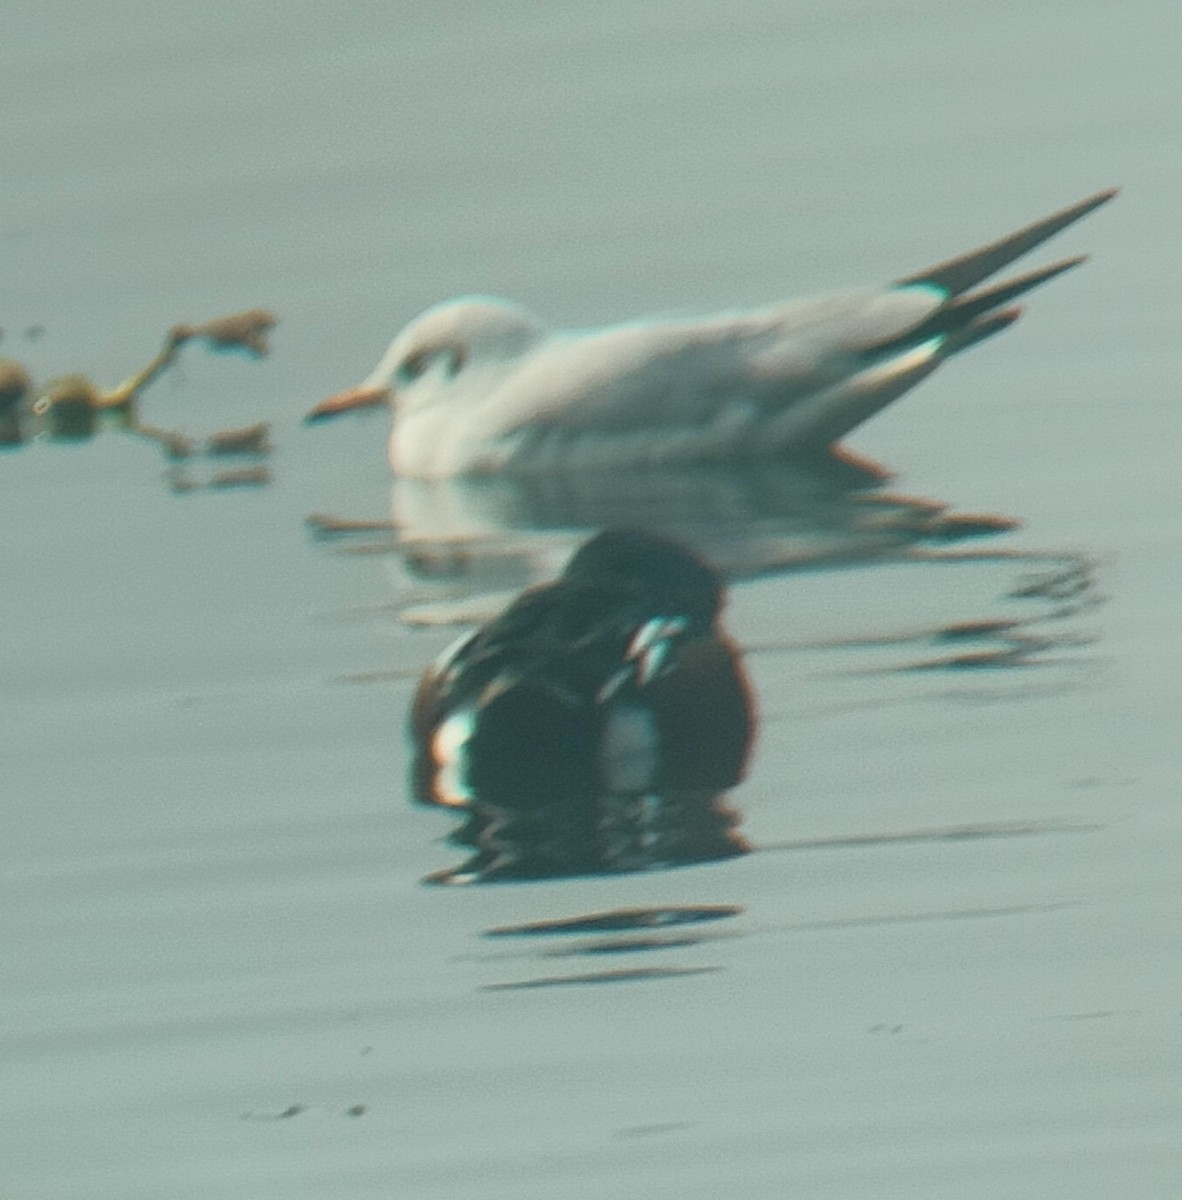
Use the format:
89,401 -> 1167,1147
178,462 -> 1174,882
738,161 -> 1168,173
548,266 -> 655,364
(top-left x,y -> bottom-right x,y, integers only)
563,529 -> 726,630
306,297 -> 547,423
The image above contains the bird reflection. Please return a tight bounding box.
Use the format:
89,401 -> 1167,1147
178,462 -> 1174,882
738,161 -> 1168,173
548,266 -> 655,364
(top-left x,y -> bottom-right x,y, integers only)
409,529 -> 754,883
308,454 -> 1016,629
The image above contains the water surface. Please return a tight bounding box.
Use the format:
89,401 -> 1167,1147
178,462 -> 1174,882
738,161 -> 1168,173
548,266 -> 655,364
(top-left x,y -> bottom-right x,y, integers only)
3,3 -> 1180,1197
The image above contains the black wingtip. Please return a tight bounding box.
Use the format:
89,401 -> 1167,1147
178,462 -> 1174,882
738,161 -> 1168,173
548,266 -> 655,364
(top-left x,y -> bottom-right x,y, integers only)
942,305 -> 1024,355
907,254 -> 1089,346
898,188 -> 1118,298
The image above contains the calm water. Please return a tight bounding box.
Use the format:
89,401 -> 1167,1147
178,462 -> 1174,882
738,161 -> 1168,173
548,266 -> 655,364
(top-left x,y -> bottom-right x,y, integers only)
3,3 -> 1180,1197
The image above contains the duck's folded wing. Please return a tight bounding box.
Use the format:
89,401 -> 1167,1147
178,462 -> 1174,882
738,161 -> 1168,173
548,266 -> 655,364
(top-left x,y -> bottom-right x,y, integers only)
409,585 -> 633,806
411,649 -> 604,809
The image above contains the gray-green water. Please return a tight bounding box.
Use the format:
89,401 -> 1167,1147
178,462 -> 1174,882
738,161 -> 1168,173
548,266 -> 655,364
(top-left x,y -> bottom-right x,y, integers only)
3,3 -> 1180,1197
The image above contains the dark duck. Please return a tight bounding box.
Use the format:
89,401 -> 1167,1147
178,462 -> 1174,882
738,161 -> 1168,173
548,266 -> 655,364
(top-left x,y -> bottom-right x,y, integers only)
410,529 -> 755,882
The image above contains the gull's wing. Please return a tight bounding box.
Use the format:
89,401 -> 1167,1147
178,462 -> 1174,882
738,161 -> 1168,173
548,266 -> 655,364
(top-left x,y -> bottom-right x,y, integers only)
495,191 -> 1115,455
745,188 -> 1118,449
754,189 -> 1117,366
897,188 -> 1117,296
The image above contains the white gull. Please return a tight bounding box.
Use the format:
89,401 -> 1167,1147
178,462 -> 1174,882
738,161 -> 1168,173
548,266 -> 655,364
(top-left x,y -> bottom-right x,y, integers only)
308,190 -> 1116,479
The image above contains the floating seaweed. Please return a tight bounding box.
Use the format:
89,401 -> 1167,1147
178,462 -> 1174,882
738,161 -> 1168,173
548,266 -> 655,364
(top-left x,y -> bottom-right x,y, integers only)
33,374 -> 106,440
0,358 -> 31,445
3,310 -> 277,485
170,308 -> 276,357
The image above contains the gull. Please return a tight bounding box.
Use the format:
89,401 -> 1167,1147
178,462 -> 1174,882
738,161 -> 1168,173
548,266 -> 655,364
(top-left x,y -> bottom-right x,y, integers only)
308,190 -> 1116,478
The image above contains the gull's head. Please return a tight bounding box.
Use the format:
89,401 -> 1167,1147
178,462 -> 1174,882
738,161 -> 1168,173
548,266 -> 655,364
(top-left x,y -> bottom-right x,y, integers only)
306,296 -> 547,423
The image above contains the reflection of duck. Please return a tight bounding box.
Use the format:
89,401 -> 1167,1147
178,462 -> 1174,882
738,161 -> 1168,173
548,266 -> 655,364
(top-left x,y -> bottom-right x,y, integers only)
308,190 -> 1115,478
409,530 -> 754,882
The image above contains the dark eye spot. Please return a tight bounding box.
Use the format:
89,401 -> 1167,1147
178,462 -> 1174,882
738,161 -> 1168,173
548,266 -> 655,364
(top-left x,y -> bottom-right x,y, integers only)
396,343 -> 466,384
396,350 -> 432,384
